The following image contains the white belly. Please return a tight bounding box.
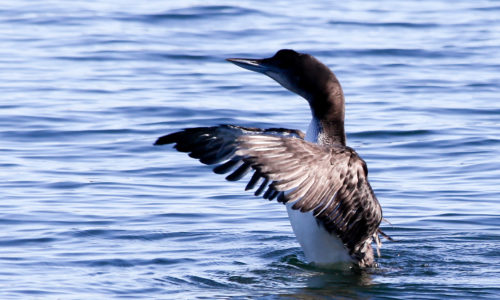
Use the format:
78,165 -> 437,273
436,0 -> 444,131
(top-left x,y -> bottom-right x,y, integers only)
284,117 -> 353,265
286,204 -> 353,265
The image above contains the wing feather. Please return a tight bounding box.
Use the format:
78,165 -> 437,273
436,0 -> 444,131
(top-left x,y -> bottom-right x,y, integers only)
155,125 -> 382,259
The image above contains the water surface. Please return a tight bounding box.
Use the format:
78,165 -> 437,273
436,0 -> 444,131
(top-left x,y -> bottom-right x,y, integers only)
1,0 -> 499,298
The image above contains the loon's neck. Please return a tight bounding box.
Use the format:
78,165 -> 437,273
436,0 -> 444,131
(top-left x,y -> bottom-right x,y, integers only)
305,117 -> 346,146
307,90 -> 346,146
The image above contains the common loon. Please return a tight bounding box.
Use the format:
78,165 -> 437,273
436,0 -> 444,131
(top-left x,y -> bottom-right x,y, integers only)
155,49 -> 387,268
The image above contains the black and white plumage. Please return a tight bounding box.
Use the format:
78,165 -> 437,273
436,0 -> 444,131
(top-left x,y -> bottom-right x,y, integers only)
155,49 -> 387,267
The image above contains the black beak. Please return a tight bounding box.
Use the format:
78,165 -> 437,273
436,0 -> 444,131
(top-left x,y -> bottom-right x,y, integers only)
226,58 -> 272,74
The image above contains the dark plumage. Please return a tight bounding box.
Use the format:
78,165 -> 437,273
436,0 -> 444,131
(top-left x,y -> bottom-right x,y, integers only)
155,49 -> 388,267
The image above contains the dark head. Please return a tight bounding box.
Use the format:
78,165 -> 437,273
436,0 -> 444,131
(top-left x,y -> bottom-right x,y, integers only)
226,49 -> 344,122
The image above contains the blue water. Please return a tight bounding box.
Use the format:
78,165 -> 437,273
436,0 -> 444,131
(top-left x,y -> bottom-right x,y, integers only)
1,0 -> 500,298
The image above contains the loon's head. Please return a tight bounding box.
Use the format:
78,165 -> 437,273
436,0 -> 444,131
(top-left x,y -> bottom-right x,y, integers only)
227,49 -> 341,103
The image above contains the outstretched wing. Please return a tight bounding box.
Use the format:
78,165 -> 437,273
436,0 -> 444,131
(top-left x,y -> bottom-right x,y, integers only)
155,125 -> 382,256
154,125 -> 304,185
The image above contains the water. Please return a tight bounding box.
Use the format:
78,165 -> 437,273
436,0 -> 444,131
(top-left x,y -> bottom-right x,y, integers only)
1,0 -> 499,298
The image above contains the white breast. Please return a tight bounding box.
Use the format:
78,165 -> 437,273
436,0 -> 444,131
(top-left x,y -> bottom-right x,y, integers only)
285,117 -> 353,265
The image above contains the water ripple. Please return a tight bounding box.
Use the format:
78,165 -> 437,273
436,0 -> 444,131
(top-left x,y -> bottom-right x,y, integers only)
1,0 -> 499,298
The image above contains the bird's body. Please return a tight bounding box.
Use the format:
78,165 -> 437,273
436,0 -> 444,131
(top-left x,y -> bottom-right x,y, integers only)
284,117 -> 354,265
155,49 -> 386,268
